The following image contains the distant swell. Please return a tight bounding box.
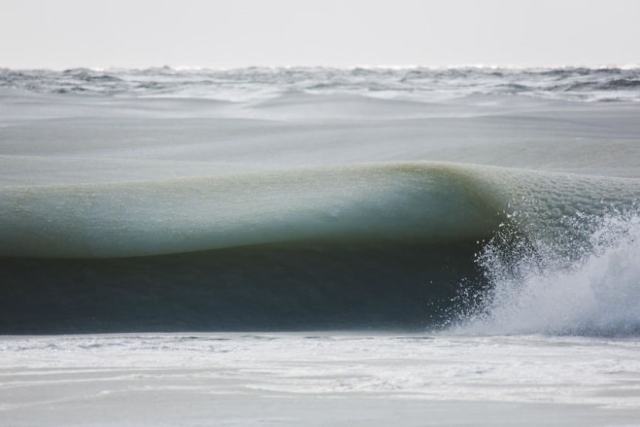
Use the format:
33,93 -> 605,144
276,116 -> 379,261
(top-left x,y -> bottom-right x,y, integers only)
2,66 -> 640,102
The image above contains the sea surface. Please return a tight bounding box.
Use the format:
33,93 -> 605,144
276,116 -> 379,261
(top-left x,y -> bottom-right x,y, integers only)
1,67 -> 640,425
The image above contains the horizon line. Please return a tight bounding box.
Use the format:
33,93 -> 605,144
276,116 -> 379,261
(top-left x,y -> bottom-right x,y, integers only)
2,63 -> 640,72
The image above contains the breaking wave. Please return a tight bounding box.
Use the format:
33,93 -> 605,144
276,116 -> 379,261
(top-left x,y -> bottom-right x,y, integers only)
452,212 -> 640,336
2,162 -> 640,334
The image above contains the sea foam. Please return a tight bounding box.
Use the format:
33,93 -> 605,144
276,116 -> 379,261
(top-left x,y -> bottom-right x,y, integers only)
457,213 -> 640,336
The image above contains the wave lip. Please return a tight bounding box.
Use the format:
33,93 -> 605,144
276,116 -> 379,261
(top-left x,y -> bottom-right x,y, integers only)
3,162 -> 640,259
0,163 -> 507,259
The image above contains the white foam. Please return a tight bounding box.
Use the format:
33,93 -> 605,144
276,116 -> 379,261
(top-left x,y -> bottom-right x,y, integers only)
459,214 -> 640,336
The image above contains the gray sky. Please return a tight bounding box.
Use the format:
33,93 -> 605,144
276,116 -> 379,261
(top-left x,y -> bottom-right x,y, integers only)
1,0 -> 639,69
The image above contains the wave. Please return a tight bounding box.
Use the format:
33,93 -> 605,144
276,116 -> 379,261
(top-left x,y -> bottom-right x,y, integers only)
2,162 -> 640,333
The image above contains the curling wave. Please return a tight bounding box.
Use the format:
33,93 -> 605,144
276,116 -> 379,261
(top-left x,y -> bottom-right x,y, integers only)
1,162 -> 640,333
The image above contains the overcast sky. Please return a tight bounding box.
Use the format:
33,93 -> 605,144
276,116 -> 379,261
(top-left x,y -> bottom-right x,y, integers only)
1,0 -> 639,69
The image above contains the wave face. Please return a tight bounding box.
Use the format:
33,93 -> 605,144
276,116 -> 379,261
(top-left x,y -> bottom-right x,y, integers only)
0,240 -> 485,333
2,66 -> 640,102
1,69 -> 640,334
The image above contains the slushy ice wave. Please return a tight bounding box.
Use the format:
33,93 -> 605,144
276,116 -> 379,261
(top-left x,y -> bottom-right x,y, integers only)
1,67 -> 639,334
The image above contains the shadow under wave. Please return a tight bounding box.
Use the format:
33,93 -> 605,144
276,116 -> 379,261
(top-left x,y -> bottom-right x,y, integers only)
0,238 -> 486,334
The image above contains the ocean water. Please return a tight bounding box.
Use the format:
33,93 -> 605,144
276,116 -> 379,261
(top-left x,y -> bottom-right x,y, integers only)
1,67 -> 640,425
